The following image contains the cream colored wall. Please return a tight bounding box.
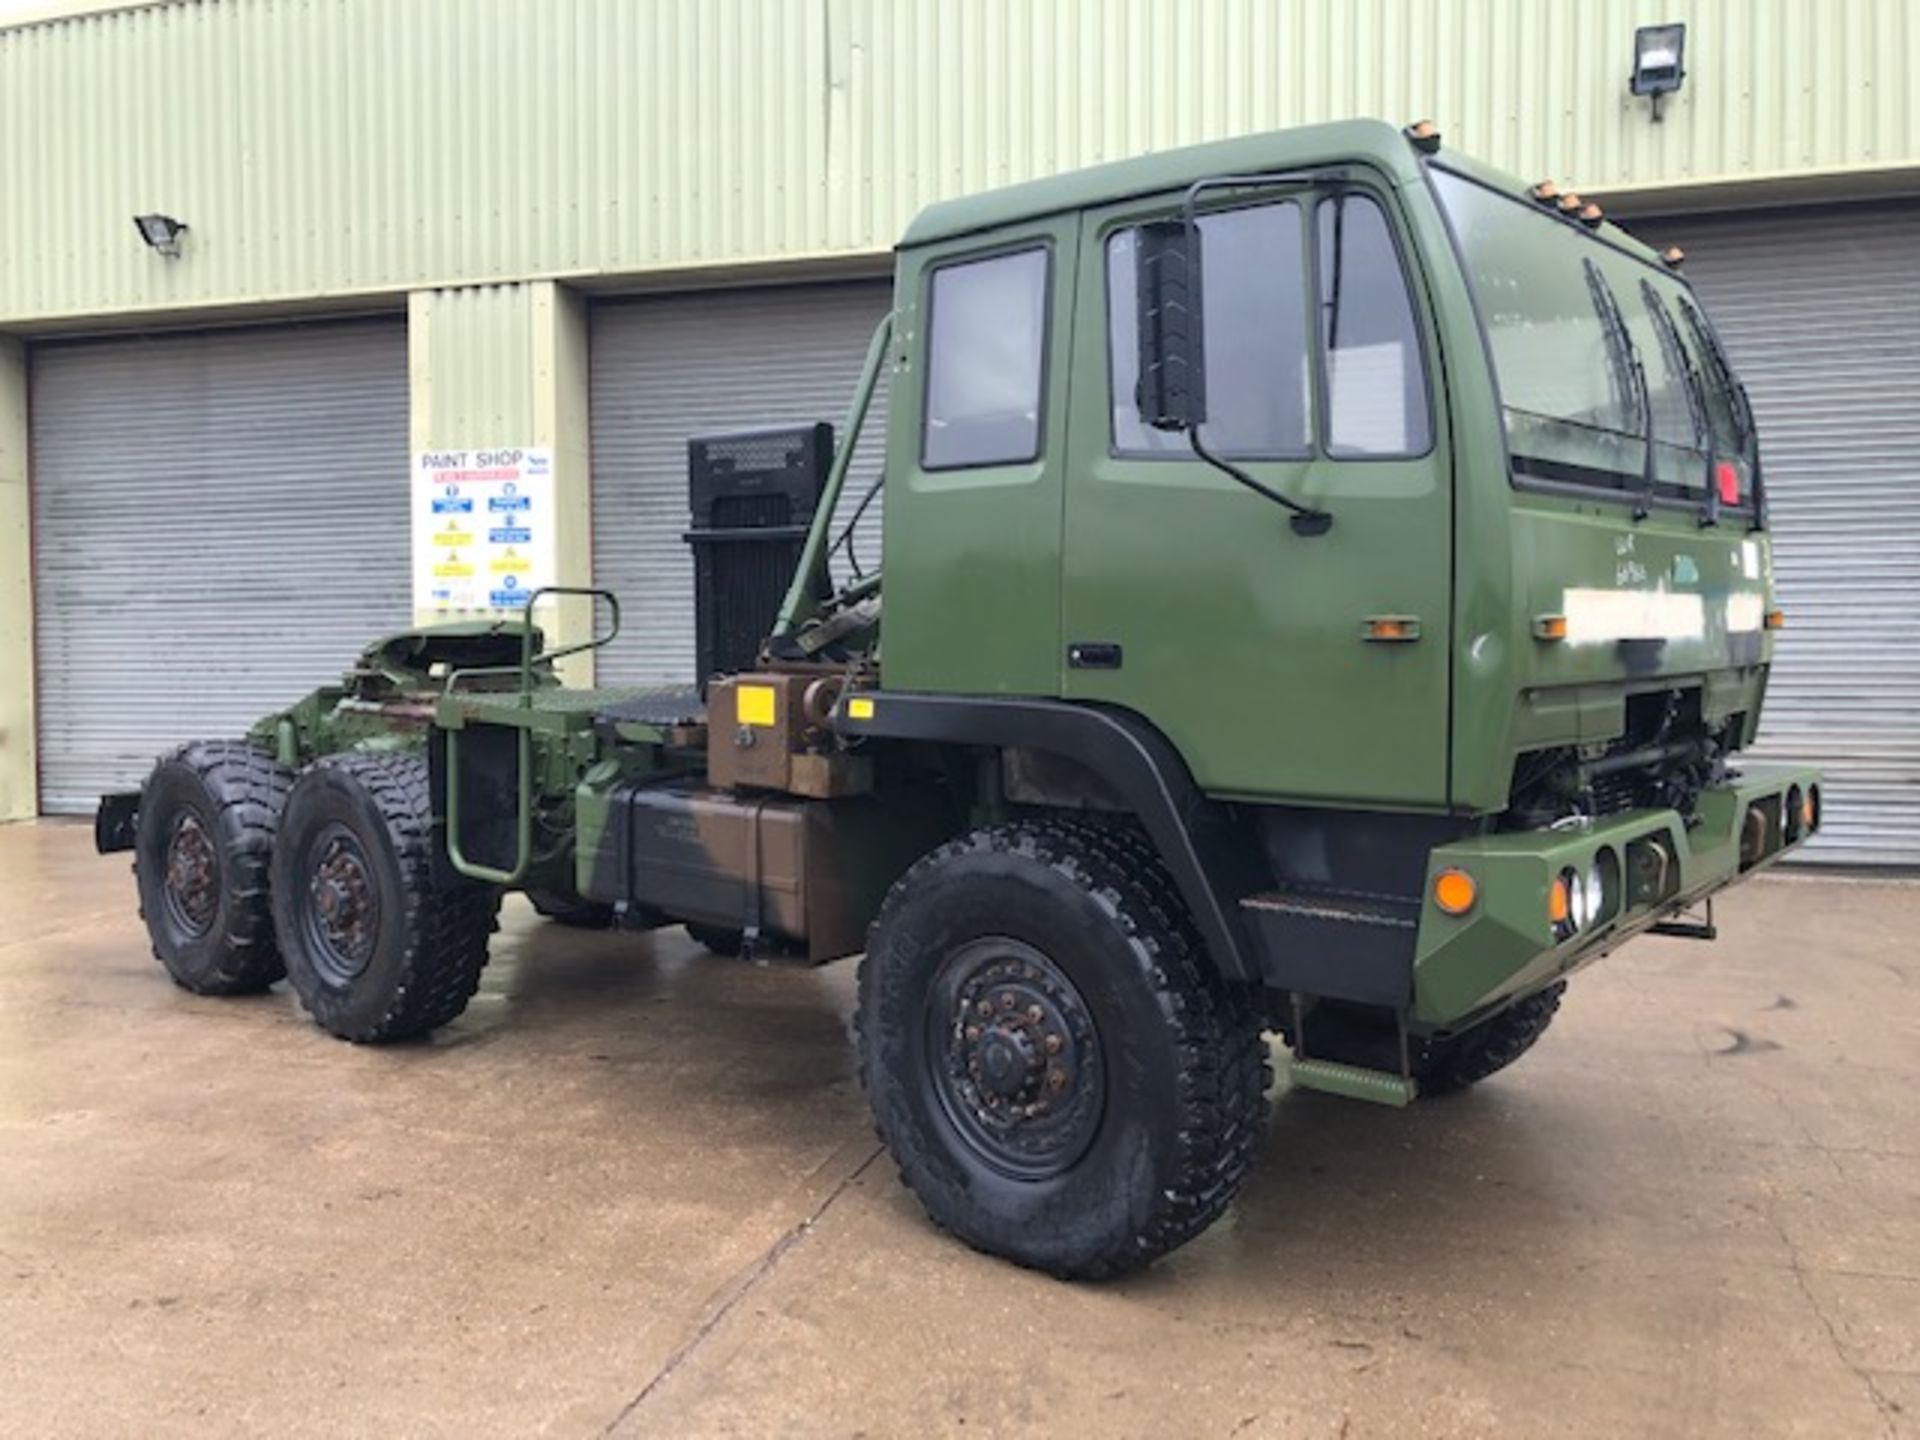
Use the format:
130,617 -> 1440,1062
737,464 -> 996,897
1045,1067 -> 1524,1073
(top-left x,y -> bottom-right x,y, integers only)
407,282 -> 595,686
0,336 -> 35,821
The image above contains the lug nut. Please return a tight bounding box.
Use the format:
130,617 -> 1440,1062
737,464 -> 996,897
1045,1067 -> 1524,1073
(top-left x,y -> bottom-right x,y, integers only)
999,992 -> 1015,1010
965,1025 -> 981,1042
1026,1004 -> 1043,1023
1047,1069 -> 1067,1092
1044,1034 -> 1063,1055
976,999 -> 992,1017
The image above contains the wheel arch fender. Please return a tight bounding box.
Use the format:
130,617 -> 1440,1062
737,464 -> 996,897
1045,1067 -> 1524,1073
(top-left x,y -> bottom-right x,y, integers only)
832,693 -> 1263,984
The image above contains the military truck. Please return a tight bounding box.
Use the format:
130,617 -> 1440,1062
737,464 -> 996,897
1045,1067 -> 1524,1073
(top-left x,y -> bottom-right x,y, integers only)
97,119 -> 1820,1278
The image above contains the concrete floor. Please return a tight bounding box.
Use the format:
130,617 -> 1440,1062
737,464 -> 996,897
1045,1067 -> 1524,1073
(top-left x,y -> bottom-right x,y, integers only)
0,820 -> 1915,1439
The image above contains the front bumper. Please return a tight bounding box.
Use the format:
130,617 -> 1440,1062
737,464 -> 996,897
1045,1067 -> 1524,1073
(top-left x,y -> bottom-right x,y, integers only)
1414,764 -> 1822,1027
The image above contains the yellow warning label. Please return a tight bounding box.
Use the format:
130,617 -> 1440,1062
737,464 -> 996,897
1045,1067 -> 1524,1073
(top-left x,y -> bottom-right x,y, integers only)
490,553 -> 531,574
434,560 -> 474,578
434,527 -> 473,547
736,684 -> 777,727
845,696 -> 875,720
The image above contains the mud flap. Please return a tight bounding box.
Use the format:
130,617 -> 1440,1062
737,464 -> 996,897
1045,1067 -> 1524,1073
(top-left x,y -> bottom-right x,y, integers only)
95,792 -> 140,854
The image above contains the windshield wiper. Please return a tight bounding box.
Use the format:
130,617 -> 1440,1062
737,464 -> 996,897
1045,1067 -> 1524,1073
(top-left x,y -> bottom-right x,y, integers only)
1644,282 -> 1717,526
1678,294 -> 1767,530
1585,259 -> 1656,520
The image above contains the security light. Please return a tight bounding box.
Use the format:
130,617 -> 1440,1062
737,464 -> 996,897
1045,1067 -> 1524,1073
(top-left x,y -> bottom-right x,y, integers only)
132,213 -> 188,258
1629,23 -> 1686,120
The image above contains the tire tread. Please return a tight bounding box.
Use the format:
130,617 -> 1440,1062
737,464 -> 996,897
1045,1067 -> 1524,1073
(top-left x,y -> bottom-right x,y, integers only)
858,815 -> 1270,1279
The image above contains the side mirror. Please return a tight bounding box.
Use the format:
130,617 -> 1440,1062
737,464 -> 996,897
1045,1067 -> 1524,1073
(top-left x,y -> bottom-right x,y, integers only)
1133,220 -> 1207,432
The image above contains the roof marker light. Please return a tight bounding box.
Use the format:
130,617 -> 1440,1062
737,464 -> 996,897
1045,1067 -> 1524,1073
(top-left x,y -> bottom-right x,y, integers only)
1661,246 -> 1686,269
1557,192 -> 1585,214
1404,119 -> 1442,154
1531,180 -> 1561,204
1579,202 -> 1605,228
1533,615 -> 1569,641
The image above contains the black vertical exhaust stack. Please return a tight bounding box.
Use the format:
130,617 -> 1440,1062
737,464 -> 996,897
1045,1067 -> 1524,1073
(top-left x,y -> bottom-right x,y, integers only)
685,423 -> 832,694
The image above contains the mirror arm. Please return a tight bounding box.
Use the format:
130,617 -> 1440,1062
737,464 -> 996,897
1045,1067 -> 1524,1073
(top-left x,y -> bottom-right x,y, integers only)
1187,427 -> 1332,536
1177,171 -> 1339,537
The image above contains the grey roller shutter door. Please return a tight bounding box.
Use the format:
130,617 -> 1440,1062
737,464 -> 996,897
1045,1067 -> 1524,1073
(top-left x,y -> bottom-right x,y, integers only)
1649,202 -> 1920,865
31,321 -> 409,814
588,281 -> 892,685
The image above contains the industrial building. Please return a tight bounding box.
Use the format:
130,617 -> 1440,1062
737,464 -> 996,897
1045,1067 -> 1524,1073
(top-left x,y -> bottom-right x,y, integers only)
1,0 -> 1914,865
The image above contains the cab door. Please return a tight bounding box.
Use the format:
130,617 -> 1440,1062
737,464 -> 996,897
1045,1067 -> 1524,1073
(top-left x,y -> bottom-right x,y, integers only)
1059,183 -> 1454,808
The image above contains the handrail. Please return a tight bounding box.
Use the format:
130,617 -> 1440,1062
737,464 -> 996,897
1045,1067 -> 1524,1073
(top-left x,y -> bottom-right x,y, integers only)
442,585 -> 622,704
443,585 -> 621,886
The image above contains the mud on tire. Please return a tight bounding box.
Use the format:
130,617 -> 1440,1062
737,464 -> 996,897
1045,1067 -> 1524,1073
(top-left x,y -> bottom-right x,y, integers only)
272,751 -> 498,1043
134,740 -> 294,995
857,818 -> 1271,1279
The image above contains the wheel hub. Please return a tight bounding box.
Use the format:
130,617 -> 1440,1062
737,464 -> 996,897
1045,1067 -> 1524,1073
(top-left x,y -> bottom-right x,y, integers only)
927,939 -> 1103,1179
304,827 -> 379,981
162,813 -> 219,937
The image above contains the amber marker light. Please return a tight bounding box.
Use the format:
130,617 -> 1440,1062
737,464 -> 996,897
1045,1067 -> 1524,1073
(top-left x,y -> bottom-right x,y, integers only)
1433,869 -> 1478,916
1661,246 -> 1686,269
1764,609 -> 1786,631
1362,616 -> 1421,642
1533,614 -> 1569,641
1531,180 -> 1561,204
1557,192 -> 1584,214
1404,119 -> 1442,153
1548,875 -> 1572,927
1579,202 -> 1605,228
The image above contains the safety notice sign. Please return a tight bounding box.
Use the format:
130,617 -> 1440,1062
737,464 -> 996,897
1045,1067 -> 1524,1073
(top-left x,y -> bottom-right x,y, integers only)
411,448 -> 557,614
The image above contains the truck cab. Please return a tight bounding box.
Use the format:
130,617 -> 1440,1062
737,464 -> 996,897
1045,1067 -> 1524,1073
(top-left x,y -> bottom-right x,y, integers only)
842,116 -> 1813,1039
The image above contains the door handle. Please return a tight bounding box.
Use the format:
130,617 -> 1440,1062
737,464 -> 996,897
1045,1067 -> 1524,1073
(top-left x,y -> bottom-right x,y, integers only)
1068,642 -> 1123,670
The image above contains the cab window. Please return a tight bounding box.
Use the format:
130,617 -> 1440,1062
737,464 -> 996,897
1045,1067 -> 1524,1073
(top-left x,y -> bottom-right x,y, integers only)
1107,201 -> 1311,458
1315,194 -> 1432,456
921,247 -> 1050,470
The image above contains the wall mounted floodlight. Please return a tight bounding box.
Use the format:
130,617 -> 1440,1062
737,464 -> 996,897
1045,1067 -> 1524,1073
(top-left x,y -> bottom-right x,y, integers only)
1629,23 -> 1687,120
133,213 -> 189,258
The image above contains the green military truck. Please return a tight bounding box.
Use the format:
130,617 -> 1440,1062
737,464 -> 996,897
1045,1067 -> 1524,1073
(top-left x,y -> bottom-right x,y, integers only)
98,119 -> 1820,1277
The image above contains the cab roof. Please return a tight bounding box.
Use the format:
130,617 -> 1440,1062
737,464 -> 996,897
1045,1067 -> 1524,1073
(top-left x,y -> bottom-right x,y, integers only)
898,116 -> 1663,266
900,119 -> 1421,248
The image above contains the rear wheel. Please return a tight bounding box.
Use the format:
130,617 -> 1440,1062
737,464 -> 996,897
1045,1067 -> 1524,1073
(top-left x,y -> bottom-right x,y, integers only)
133,740 -> 293,994
684,921 -> 745,955
528,888 -> 614,929
857,819 -> 1270,1279
271,751 -> 498,1043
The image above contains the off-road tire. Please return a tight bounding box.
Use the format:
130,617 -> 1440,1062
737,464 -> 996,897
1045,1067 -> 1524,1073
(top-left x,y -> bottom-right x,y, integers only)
528,889 -> 615,929
1416,983 -> 1565,1096
857,817 -> 1271,1279
685,921 -> 746,955
271,751 -> 498,1043
134,740 -> 294,995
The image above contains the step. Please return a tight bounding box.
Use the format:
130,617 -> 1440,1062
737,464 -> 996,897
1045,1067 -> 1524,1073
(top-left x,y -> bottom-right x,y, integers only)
1286,1057 -> 1418,1108
1239,886 -> 1420,1008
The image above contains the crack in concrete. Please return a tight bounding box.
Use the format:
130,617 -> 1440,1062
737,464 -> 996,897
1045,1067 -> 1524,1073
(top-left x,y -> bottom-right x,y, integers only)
1761,1197 -> 1901,1439
601,1143 -> 885,1435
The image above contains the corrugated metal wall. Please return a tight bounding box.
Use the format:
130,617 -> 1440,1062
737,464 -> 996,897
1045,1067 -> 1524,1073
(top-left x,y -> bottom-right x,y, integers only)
587,281 -> 892,686
3,0 -> 1917,324
1660,201 -> 1920,865
30,319 -> 410,812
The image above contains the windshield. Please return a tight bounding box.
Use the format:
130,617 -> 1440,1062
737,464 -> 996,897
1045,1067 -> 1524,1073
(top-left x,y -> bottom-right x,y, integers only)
1430,168 -> 1755,511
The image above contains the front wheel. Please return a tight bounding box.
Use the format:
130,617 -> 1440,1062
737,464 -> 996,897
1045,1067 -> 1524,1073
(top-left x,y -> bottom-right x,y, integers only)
857,819 -> 1270,1279
271,752 -> 498,1043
